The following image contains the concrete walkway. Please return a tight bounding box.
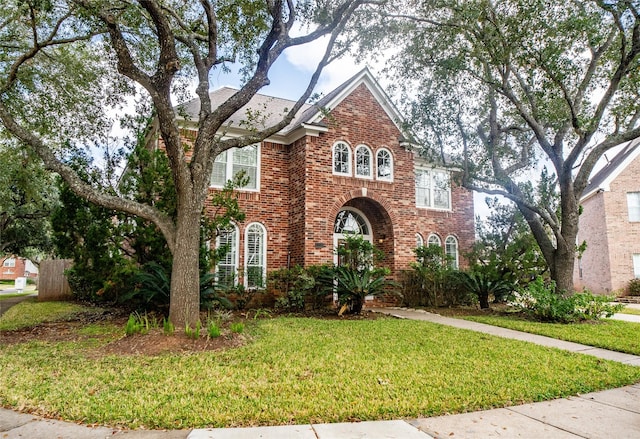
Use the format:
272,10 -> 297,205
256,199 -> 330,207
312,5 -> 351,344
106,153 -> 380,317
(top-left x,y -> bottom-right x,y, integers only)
1,307 -> 640,438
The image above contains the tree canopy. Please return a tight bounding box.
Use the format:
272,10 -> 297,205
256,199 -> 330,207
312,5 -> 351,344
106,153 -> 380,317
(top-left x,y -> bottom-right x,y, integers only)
376,0 -> 640,292
0,0 -> 381,326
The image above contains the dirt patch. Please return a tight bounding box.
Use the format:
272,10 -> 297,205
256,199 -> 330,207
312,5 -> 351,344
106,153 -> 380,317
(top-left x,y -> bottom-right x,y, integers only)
96,330 -> 247,357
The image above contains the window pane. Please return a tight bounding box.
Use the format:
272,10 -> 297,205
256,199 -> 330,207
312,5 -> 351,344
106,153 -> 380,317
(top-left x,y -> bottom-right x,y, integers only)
334,143 -> 350,174
628,192 -> 640,222
416,170 -> 430,207
217,227 -> 237,288
428,234 -> 441,247
377,150 -> 392,180
210,151 -> 227,186
445,236 -> 458,269
232,164 -> 257,189
433,171 -> 450,209
246,224 -> 265,288
232,145 -> 258,189
634,254 -> 640,278
356,147 -> 371,177
334,210 -> 369,235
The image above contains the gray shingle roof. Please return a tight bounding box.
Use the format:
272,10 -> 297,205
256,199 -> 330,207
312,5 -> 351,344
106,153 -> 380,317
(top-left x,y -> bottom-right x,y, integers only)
177,87 -> 314,133
583,138 -> 640,197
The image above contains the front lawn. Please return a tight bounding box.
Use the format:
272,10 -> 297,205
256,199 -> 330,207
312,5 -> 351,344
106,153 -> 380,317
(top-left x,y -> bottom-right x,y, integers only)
0,299 -> 93,330
465,315 -> 640,355
1,306 -> 639,429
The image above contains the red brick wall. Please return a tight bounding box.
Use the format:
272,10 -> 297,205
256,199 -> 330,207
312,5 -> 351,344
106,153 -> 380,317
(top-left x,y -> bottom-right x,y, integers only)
0,257 -> 29,281
200,83 -> 475,284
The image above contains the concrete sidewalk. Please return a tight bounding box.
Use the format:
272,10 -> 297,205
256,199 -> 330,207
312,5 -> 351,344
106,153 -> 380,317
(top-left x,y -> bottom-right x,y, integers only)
2,307 -> 640,438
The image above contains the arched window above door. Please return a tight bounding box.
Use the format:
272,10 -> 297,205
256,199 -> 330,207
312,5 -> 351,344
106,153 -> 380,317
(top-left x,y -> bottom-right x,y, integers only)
334,209 -> 369,235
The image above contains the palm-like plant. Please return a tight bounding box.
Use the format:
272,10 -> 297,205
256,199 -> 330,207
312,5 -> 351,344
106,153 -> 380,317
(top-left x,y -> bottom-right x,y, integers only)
334,266 -> 390,314
461,271 -> 513,309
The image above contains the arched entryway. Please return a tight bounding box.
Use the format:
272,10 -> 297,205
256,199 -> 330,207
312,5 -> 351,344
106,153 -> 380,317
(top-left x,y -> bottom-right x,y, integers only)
332,197 -> 395,270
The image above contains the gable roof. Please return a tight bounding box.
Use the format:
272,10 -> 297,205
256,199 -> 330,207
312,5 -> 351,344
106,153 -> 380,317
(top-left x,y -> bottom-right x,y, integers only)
582,137 -> 640,201
176,68 -> 409,143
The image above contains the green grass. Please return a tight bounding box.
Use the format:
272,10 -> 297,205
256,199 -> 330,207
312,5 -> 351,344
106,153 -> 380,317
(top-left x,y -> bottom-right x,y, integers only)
0,292 -> 32,301
0,299 -> 93,331
465,315 -> 640,355
619,307 -> 640,316
1,317 -> 639,429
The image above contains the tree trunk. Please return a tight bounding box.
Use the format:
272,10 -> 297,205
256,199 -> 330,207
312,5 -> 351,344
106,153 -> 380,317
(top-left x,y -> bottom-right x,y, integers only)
168,208 -> 202,329
549,243 -> 576,294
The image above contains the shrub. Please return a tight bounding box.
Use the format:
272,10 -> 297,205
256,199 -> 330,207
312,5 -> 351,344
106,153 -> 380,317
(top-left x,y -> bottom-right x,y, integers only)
401,245 -> 472,307
627,279 -> 640,296
269,265 -> 333,311
511,277 -> 623,323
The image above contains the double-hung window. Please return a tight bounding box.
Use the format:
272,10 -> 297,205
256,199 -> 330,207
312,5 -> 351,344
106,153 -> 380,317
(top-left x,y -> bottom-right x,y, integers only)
416,168 -> 451,209
628,192 -> 640,222
245,223 -> 266,289
445,236 -> 459,269
211,144 -> 259,190
216,226 -> 239,288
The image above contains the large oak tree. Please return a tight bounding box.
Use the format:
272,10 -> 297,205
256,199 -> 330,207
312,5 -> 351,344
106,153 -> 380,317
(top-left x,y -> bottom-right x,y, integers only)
378,0 -> 640,292
0,0 -> 380,327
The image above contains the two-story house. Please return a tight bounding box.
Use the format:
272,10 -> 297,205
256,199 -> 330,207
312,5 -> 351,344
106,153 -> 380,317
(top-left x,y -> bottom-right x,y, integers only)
174,69 -> 475,288
574,138 -> 640,294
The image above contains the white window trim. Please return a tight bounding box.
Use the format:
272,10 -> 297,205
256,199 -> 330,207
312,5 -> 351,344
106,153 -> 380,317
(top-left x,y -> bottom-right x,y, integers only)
415,167 -> 452,211
332,141 -> 352,176
445,235 -> 459,269
416,233 -> 424,247
376,148 -> 394,182
355,144 -> 373,179
216,224 -> 239,287
3,258 -> 16,268
210,144 -> 261,192
244,222 -> 267,289
427,234 -> 442,247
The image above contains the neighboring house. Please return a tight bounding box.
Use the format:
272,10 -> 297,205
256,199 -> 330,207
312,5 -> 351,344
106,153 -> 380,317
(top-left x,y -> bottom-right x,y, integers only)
574,138 -> 640,294
0,256 -> 38,281
166,69 -> 475,291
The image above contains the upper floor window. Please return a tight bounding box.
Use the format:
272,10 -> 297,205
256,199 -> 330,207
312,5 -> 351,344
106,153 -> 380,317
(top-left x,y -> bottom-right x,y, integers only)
416,168 -> 451,210
3,258 -> 15,268
427,234 -> 441,247
355,145 -> 373,178
445,236 -> 459,269
628,192 -> 640,222
376,148 -> 393,181
245,223 -> 267,289
416,233 -> 424,247
333,142 -> 351,175
211,144 -> 260,190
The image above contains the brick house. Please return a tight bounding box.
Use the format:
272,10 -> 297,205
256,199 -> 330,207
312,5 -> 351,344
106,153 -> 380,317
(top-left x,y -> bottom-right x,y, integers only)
0,256 -> 38,281
574,138 -> 640,294
175,69 -> 475,290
